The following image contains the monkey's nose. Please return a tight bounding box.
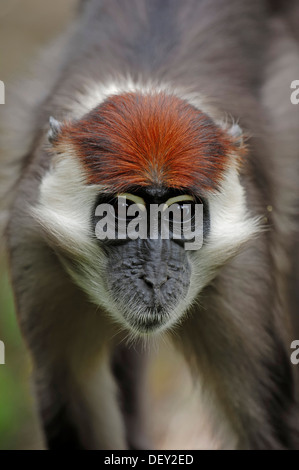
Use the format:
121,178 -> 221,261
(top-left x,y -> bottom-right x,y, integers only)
142,263 -> 168,290
142,273 -> 168,289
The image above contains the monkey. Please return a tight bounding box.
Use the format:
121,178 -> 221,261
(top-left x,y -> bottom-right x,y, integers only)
1,0 -> 299,450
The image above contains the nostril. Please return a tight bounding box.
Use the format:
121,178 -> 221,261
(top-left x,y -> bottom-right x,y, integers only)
142,275 -> 154,288
141,262 -> 169,289
142,274 -> 168,289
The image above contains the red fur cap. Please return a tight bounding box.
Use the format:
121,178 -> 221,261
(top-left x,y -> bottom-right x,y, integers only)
53,92 -> 242,193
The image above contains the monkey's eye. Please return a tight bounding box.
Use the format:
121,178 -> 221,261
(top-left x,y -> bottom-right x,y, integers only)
110,193 -> 146,222
163,195 -> 197,224
179,202 -> 194,223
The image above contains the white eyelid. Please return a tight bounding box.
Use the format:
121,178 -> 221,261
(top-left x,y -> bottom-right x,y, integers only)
117,193 -> 146,211
163,194 -> 195,210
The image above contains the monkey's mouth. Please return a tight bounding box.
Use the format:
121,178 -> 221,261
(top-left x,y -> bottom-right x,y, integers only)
106,275 -> 186,334
106,268 -> 192,334
123,305 -> 172,334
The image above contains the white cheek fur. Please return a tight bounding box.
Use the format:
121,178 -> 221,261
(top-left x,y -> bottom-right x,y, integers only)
188,165 -> 261,300
32,155 -> 115,314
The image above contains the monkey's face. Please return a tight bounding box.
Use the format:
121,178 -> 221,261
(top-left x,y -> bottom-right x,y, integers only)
34,159 -> 258,336
90,188 -> 209,333
33,89 -> 260,335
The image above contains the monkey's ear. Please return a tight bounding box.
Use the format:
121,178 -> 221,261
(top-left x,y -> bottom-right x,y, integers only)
227,123 -> 243,148
48,116 -> 62,144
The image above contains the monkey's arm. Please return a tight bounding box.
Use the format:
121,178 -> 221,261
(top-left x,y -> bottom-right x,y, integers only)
178,240 -> 299,450
7,232 -> 126,449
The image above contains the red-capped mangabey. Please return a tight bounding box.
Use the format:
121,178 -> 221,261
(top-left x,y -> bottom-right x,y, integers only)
1,0 -> 299,450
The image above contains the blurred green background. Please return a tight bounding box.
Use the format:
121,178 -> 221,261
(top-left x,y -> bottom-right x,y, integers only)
0,264 -> 43,449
